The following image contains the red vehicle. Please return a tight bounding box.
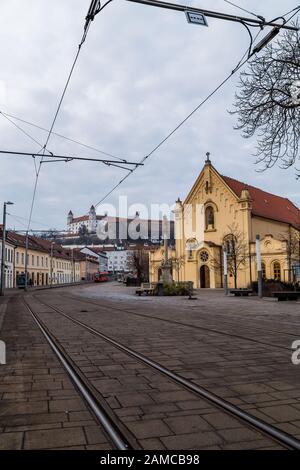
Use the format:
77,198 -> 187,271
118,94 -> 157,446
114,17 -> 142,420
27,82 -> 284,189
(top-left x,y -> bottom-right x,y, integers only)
94,272 -> 109,283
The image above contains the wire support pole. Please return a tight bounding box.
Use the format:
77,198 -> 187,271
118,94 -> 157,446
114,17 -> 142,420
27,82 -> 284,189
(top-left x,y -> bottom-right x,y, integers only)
125,0 -> 299,31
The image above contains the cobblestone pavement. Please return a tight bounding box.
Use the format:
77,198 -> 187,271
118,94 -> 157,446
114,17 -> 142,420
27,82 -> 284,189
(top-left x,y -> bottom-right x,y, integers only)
0,295 -> 112,450
1,283 -> 299,450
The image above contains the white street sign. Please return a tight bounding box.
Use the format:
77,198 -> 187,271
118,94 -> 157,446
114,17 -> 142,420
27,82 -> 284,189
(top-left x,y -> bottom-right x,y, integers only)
185,10 -> 208,26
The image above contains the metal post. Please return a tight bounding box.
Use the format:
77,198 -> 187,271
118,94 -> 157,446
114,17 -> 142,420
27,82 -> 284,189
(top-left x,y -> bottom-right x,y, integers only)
50,243 -> 54,288
223,249 -> 228,296
256,234 -> 263,298
0,202 -> 13,296
24,232 -> 29,291
0,204 -> 7,296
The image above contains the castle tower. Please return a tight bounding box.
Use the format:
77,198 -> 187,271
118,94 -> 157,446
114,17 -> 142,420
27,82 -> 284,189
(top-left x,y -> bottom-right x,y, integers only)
67,210 -> 73,228
88,205 -> 97,233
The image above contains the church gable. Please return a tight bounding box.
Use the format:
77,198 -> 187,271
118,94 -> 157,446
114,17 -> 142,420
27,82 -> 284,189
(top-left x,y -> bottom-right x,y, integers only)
184,160 -> 240,212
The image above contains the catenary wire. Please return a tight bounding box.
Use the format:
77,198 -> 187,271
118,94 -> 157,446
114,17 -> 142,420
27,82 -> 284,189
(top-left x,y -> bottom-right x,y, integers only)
223,0 -> 265,21
0,110 -> 126,162
93,29 -> 264,208
93,9 -> 298,209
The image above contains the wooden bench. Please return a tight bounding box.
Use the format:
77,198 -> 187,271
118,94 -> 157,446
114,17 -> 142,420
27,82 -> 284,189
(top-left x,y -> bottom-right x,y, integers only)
136,283 -> 155,296
230,289 -> 253,297
273,291 -> 300,301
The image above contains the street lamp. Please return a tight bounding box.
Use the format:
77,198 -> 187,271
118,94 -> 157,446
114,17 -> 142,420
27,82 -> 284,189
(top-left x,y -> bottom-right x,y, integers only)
50,242 -> 55,288
0,201 -> 14,296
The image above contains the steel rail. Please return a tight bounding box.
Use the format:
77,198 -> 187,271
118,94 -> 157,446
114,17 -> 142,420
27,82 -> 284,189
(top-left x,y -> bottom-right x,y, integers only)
33,295 -> 300,450
23,298 -> 133,451
60,292 -> 298,350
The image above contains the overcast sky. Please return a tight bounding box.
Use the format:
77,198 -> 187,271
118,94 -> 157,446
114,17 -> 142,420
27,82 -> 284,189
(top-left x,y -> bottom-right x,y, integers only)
0,0 -> 299,231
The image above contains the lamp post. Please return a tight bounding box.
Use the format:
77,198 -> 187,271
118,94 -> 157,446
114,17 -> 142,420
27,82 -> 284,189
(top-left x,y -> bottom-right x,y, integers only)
223,249 -> 228,296
50,242 -> 54,288
0,201 -> 14,296
256,234 -> 263,299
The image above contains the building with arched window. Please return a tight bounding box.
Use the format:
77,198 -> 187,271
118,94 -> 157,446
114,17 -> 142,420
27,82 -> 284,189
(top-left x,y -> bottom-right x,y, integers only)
149,156 -> 300,288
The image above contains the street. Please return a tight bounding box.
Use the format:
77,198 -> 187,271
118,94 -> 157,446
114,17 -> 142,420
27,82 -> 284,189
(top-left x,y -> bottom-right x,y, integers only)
0,283 -> 300,450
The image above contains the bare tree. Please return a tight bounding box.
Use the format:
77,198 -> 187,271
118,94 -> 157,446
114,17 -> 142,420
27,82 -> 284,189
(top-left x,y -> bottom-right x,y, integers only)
231,26 -> 300,173
172,255 -> 185,282
211,224 -> 248,289
128,248 -> 149,283
279,229 -> 300,282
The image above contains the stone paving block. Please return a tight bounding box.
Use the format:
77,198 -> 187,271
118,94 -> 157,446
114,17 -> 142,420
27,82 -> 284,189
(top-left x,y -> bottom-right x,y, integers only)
0,431 -> 24,450
164,415 -> 212,434
151,391 -> 197,403
0,412 -> 68,427
86,443 -> 113,450
68,411 -> 94,422
161,431 -> 223,450
125,419 -> 172,439
4,422 -> 62,433
258,405 -> 300,422
3,391 -> 48,401
201,413 -> 242,430
140,438 -> 166,450
49,398 -> 87,413
219,427 -> 264,444
116,393 -> 154,407
24,427 -> 87,449
0,401 -> 48,417
32,381 -> 62,391
84,425 -> 110,445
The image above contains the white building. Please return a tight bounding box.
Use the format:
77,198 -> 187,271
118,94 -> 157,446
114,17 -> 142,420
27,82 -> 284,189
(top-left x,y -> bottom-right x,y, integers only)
67,206 -> 102,234
0,238 -> 15,289
80,247 -> 108,273
106,250 -> 132,273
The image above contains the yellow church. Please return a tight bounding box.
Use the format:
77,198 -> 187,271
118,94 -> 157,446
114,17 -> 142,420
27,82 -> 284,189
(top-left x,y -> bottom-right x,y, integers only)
149,155 -> 300,289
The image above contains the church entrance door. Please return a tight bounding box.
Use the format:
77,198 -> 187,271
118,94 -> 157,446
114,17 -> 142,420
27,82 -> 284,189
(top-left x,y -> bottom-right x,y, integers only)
200,265 -> 210,288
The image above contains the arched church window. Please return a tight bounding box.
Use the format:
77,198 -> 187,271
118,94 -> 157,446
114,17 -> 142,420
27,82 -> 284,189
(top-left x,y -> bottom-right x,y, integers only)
205,206 -> 214,229
273,262 -> 281,281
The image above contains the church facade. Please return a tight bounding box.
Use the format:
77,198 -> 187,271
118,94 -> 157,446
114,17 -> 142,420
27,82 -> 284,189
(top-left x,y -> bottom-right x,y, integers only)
149,156 -> 300,289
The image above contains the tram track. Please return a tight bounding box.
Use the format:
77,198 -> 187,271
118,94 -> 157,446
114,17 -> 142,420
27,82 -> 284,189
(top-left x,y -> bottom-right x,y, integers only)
25,294 -> 300,451
59,292 -> 298,352
24,297 -> 136,451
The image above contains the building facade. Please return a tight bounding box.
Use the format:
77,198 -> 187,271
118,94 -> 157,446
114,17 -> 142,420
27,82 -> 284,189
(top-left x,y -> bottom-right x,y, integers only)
0,227 -> 15,288
150,157 -> 300,289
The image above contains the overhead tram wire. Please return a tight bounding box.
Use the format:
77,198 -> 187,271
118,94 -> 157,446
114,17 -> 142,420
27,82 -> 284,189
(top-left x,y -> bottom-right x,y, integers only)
0,110 -> 126,162
0,112 -> 53,156
223,0 -> 265,22
23,0 -> 114,289
94,5 -> 299,208
94,30 -> 265,208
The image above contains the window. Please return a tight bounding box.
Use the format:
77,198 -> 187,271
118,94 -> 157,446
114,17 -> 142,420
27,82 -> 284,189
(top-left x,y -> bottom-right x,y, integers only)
16,252 -> 19,265
205,206 -> 214,229
261,261 -> 266,281
224,236 -> 235,255
37,256 -> 39,267
200,251 -> 209,263
273,262 -> 281,281
21,253 -> 24,266
32,255 -> 34,266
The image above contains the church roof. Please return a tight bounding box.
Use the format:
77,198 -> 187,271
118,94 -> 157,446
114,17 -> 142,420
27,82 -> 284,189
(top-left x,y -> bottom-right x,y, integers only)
222,175 -> 300,230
